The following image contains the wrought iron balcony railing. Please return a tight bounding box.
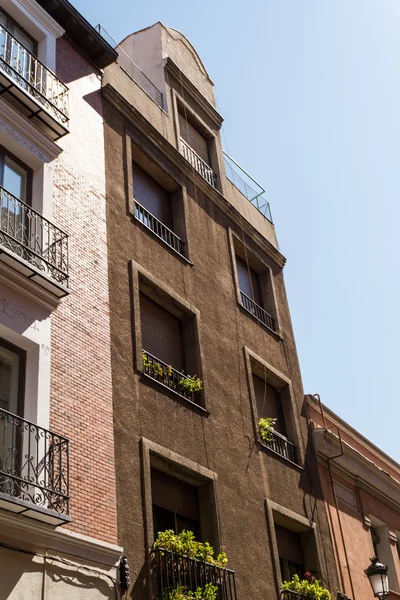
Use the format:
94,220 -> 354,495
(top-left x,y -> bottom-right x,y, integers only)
240,290 -> 276,332
0,407 -> 69,522
142,350 -> 200,404
0,25 -> 69,139
263,429 -> 297,464
0,186 -> 69,290
152,547 -> 237,600
134,201 -> 185,257
180,138 -> 217,189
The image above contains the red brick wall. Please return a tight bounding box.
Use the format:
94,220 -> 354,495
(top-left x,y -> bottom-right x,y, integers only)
49,38 -> 118,544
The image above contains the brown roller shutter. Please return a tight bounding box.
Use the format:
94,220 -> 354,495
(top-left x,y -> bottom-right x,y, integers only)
179,112 -> 210,165
236,257 -> 263,305
140,294 -> 184,371
275,525 -> 304,565
133,162 -> 172,228
151,469 -> 199,521
253,375 -> 286,435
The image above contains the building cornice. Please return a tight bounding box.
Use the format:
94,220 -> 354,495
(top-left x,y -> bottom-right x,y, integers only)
0,99 -> 63,163
356,477 -> 400,515
0,511 -> 123,566
103,83 -> 286,269
165,58 -> 223,129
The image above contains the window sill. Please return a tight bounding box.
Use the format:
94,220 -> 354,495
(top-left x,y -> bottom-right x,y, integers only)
239,303 -> 283,340
259,440 -> 303,470
133,214 -> 193,266
141,372 -> 209,416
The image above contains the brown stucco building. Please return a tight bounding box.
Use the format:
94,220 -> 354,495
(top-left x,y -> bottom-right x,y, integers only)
102,23 -> 339,600
307,395 -> 400,600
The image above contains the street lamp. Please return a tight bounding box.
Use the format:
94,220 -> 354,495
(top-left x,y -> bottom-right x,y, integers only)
365,557 -> 389,600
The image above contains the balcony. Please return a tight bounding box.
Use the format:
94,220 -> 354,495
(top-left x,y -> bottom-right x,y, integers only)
240,290 -> 276,332
135,200 -> 185,258
180,138 -> 217,189
0,25 -> 69,140
152,547 -> 237,600
0,186 -> 69,297
142,350 -> 201,405
0,407 -> 70,525
263,429 -> 297,464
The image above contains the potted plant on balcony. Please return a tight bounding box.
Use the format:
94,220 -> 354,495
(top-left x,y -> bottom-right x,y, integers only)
167,583 -> 218,600
258,417 -> 276,443
281,573 -> 331,600
153,530 -> 227,567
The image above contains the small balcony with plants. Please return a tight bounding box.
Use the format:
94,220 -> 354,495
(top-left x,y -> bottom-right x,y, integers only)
258,418 -> 297,465
281,573 -> 331,600
0,24 -> 69,140
152,530 -> 237,600
0,187 -> 69,297
142,351 -> 202,405
0,407 -> 70,525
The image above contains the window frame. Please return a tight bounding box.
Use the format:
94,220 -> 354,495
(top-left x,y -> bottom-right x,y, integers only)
0,145 -> 33,205
0,7 -> 38,56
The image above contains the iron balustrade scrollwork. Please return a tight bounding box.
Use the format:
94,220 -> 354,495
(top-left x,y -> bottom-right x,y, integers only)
142,350 -> 200,404
0,24 -> 69,125
152,547 -> 237,600
0,186 -> 69,287
240,290 -> 276,332
0,407 -> 69,516
134,201 -> 185,257
263,429 -> 297,464
180,138 -> 218,189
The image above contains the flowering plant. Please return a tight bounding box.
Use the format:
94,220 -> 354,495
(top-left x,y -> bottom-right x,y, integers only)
153,530 -> 227,567
282,573 -> 331,600
258,417 -> 277,443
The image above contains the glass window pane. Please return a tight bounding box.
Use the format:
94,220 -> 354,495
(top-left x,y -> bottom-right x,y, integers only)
3,156 -> 28,202
0,342 -> 21,414
12,25 -> 34,53
0,11 -> 8,28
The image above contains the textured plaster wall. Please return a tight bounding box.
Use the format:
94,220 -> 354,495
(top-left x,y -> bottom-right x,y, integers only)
103,92 -> 339,599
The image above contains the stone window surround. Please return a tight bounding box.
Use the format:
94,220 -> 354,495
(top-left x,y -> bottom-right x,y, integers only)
124,129 -> 193,263
171,88 -> 223,189
140,437 -> 220,599
243,346 -> 304,467
265,499 -> 324,592
130,260 -> 208,413
1,0 -> 64,71
227,227 -> 281,337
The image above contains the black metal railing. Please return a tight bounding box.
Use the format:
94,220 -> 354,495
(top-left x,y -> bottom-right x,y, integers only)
263,429 -> 297,464
134,201 -> 185,257
0,186 -> 69,288
0,25 -> 69,125
152,547 -> 237,600
142,350 -> 200,404
0,407 -> 69,516
180,138 -> 217,189
281,590 -> 308,600
240,290 -> 276,331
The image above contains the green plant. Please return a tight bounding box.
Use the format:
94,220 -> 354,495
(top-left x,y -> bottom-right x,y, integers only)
258,417 -> 276,443
142,353 -> 172,379
167,583 -> 218,600
282,574 -> 331,600
153,530 -> 227,568
178,374 -> 202,394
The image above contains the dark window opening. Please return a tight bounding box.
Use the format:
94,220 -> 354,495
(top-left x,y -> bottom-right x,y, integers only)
235,253 -> 276,332
371,527 -> 380,559
276,525 -> 305,583
178,111 -> 210,166
236,256 -> 263,306
0,337 -> 25,416
151,469 -> 200,540
253,374 -> 286,436
133,162 -> 172,229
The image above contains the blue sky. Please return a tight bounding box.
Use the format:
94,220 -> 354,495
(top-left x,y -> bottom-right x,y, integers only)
75,0 -> 400,460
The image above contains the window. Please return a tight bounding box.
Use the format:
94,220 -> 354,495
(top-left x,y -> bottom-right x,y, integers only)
141,293 -> 184,372
179,111 -> 210,166
178,108 -> 217,188
152,469 -> 199,539
371,527 -> 380,559
132,160 -> 186,257
276,525 -> 305,582
0,147 -> 31,204
236,257 -> 263,306
0,337 -> 25,415
0,9 -> 36,55
253,375 -> 286,436
333,481 -> 358,511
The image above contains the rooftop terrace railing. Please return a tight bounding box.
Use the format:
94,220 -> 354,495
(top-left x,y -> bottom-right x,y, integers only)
96,24 -> 164,110
223,150 -> 273,223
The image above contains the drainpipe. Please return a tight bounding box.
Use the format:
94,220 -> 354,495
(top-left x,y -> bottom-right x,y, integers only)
313,394 -> 356,600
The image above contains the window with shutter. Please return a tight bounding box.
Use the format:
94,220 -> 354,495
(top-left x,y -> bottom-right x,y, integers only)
140,294 -> 184,371
178,112 -> 210,166
152,469 -> 199,538
133,162 -> 172,228
275,525 -> 305,582
236,257 -> 263,306
253,375 -> 286,436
